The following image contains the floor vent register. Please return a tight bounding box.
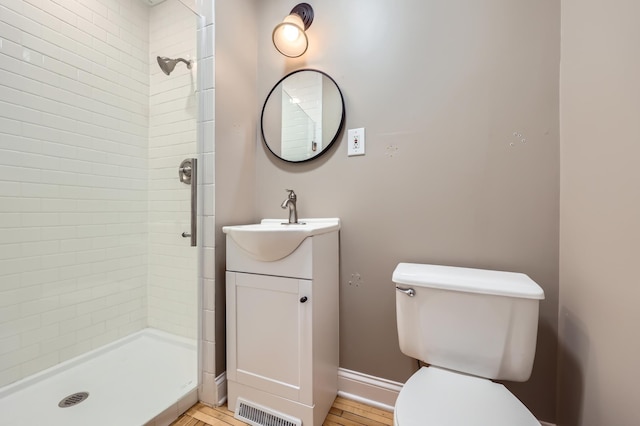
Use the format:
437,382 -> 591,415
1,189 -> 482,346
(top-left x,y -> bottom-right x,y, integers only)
235,398 -> 302,426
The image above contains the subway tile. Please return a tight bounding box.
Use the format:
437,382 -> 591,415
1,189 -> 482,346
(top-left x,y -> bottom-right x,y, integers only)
201,372 -> 216,403
41,331 -> 78,353
0,0 -> 209,387
41,306 -> 77,324
91,305 -> 121,324
75,321 -> 106,342
0,135 -> 42,159
202,215 -> 214,248
74,40 -> 107,66
202,24 -> 213,58
57,23 -> 90,52
0,257 -> 40,276
0,305 -> 20,324
40,225 -> 76,241
84,0 -> 109,19
41,252 -> 77,269
0,68 -> 42,96
0,315 -> 40,339
0,99 -> 42,125
93,12 -> 119,38
0,343 -> 40,370
199,64 -> 214,97
0,335 -> 21,355
202,152 -> 214,184
0,227 -> 42,244
58,263 -> 93,280
41,279 -> 76,298
20,212 -> 60,227
0,18 -> 23,44
20,241 -> 60,256
202,247 -> 214,279
20,296 -> 60,318
21,1 -> 59,32
106,32 -> 131,55
0,182 -> 21,198
0,3 -> 31,36
66,0 -> 93,23
0,116 -> 22,136
56,48 -> 93,74
91,328 -> 120,348
202,88 -> 214,121
0,214 -> 21,231
58,340 -> 91,361
202,340 -> 215,373
39,25 -> 76,55
39,0 -> 78,27
21,352 -> 59,377
201,0 -> 214,26
20,323 -> 59,347
203,278 -> 214,311
77,17 -> 107,42
0,366 -> 21,387
0,0 -> 24,16
41,56 -> 78,80
0,273 -> 22,292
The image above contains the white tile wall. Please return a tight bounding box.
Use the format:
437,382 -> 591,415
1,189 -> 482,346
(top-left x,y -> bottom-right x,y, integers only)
0,0 -> 151,387
146,0 -> 199,339
196,4 -> 216,405
0,0 -> 210,389
281,72 -> 323,161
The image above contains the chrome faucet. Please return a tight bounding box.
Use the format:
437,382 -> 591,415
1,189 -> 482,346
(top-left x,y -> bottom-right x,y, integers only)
281,189 -> 299,224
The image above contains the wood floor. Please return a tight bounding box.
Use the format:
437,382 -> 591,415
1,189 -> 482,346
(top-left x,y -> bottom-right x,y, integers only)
171,396 -> 394,426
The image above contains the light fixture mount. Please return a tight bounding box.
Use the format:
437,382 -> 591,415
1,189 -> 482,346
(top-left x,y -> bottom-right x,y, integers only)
290,3 -> 314,29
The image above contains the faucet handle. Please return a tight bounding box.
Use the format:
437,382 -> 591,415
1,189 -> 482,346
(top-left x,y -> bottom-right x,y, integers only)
285,189 -> 296,200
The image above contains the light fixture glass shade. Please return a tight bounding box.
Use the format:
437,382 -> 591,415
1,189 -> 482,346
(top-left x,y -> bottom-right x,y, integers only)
272,13 -> 309,58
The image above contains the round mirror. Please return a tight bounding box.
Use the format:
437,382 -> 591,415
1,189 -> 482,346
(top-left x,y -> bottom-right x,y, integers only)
261,69 -> 345,163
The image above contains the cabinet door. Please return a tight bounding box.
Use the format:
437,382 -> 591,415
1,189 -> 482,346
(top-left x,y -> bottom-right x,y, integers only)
227,272 -> 313,404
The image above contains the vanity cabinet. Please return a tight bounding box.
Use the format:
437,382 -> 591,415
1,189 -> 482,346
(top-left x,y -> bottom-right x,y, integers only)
225,220 -> 339,426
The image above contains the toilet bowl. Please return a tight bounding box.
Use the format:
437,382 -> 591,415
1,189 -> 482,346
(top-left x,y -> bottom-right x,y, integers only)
393,263 -> 544,426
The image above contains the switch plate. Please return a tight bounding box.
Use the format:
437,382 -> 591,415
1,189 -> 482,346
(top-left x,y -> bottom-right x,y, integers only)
347,128 -> 365,156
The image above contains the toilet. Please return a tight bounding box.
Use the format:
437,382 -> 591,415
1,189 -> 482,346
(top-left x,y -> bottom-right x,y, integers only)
392,263 -> 545,426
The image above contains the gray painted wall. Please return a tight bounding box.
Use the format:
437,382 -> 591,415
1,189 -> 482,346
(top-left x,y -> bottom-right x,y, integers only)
251,0 -> 560,421
559,1 -> 640,425
214,0 -> 259,374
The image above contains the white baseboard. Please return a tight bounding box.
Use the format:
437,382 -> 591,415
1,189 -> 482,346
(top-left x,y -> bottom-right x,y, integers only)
215,368 -> 554,426
215,372 -> 227,406
337,368 -> 403,412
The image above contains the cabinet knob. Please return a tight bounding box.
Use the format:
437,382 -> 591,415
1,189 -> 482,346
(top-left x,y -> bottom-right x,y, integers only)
300,296 -> 308,303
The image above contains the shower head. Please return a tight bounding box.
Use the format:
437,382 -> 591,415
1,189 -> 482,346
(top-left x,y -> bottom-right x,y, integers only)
156,56 -> 192,75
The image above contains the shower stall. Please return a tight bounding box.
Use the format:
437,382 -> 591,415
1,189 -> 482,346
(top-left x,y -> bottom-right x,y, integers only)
0,0 -> 214,424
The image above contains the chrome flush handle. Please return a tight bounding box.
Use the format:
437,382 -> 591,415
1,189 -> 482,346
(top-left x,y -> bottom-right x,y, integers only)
395,286 -> 415,297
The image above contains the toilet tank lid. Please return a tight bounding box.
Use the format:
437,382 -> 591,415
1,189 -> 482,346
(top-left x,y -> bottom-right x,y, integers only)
392,263 -> 544,300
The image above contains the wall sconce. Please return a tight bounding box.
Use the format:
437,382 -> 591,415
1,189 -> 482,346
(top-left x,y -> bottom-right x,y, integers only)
272,3 -> 314,58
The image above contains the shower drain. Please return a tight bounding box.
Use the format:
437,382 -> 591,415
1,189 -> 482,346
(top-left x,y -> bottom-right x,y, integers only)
58,392 -> 89,408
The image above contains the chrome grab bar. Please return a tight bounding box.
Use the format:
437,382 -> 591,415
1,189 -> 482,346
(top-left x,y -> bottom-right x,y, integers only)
178,158 -> 197,247
395,286 -> 415,297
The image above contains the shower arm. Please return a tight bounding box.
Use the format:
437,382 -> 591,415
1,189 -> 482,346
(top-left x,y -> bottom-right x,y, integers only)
176,58 -> 192,68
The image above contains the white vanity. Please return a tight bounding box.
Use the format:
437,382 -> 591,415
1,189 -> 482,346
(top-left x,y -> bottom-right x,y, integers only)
223,218 -> 340,426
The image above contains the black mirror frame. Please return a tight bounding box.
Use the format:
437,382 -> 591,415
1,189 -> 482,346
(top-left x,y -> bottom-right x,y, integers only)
261,68 -> 346,164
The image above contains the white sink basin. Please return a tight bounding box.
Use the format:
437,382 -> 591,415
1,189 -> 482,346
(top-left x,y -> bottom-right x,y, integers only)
223,218 -> 340,262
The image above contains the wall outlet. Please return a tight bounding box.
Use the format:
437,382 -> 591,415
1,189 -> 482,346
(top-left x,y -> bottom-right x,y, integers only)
348,128 -> 365,156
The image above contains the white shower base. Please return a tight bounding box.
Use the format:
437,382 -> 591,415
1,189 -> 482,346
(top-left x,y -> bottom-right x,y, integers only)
0,328 -> 198,426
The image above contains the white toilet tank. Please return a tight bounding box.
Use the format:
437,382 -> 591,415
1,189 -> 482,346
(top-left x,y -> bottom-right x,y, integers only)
393,263 -> 544,382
